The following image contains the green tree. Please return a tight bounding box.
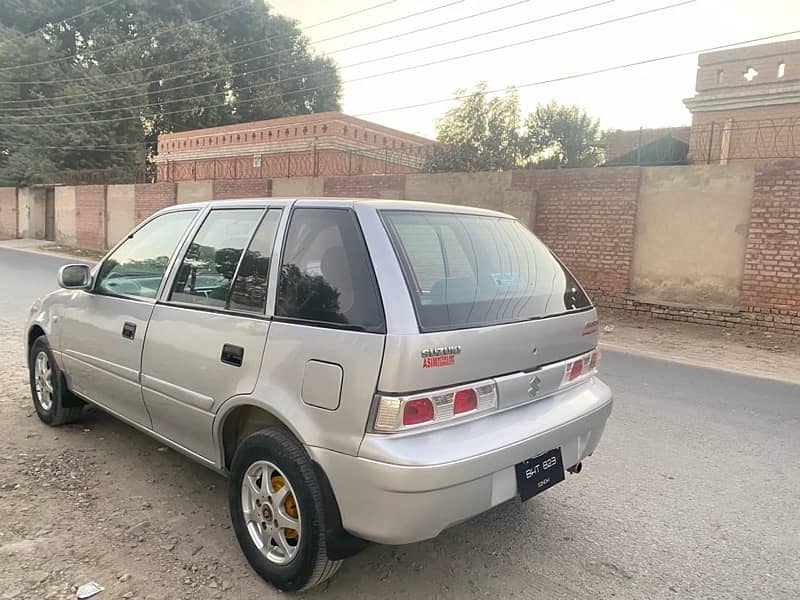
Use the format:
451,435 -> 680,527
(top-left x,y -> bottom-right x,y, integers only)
522,101 -> 603,168
0,0 -> 341,185
426,82 -> 522,172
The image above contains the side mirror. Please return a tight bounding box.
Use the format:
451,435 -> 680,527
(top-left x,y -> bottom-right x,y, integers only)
58,264 -> 92,290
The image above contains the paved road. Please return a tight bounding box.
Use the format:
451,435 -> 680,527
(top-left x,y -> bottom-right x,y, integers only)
1,246 -> 799,599
0,247 -> 85,315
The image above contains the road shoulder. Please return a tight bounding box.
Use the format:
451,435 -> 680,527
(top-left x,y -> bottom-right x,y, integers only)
600,310 -> 800,385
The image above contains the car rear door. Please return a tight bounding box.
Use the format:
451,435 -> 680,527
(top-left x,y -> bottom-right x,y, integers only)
140,205 -> 284,462
59,209 -> 200,427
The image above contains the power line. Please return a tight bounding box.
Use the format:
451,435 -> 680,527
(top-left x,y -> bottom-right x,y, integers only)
356,31 -> 800,117
1,0 -> 609,119
4,30 -> 799,154
0,0 -> 444,87
0,0 -> 478,107
0,1 -> 254,72
1,0 -> 683,126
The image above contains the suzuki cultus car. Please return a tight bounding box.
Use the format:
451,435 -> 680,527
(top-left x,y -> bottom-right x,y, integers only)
26,198 -> 612,591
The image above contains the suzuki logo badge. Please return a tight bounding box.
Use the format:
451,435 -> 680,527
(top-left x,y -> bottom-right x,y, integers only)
528,375 -> 542,398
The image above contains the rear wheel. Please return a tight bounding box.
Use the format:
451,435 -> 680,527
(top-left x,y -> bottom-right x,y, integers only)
29,336 -> 83,426
228,428 -> 341,591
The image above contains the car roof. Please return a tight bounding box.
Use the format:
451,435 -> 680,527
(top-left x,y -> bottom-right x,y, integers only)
163,197 -> 513,219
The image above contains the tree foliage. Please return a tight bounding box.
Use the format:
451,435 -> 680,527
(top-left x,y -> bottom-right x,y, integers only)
522,101 -> 603,168
426,83 -> 603,172
0,0 -> 341,184
427,82 -> 521,172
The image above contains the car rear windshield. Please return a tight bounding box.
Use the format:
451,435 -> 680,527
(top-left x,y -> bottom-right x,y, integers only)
382,210 -> 591,332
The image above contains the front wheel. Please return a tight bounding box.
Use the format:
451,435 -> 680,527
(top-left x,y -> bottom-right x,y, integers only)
29,336 -> 83,426
228,428 -> 341,591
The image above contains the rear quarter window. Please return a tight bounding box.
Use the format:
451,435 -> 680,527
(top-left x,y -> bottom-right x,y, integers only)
382,210 -> 591,332
276,208 -> 385,333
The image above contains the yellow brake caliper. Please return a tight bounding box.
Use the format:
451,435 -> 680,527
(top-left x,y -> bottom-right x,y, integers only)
271,474 -> 299,540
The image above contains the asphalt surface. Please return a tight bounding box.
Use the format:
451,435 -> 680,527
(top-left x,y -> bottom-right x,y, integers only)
1,245 -> 799,599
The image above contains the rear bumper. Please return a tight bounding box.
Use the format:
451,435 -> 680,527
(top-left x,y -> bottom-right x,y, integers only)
309,377 -> 612,545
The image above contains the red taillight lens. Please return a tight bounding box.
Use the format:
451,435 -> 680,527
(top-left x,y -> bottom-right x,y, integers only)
589,350 -> 599,370
453,388 -> 477,414
568,360 -> 583,381
402,398 -> 434,426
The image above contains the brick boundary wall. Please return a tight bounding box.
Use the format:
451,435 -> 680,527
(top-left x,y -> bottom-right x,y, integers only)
740,160 -> 800,314
134,182 -> 176,224
512,167 -> 641,299
0,187 -> 18,239
75,185 -> 106,250
322,174 -> 406,198
596,294 -> 800,334
212,179 -> 272,200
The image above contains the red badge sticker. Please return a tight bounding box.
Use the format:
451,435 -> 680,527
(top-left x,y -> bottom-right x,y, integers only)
422,355 -> 456,368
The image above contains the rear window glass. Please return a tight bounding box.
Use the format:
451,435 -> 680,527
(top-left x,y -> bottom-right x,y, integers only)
382,211 -> 591,332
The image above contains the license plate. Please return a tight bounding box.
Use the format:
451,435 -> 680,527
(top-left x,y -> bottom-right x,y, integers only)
515,447 -> 565,501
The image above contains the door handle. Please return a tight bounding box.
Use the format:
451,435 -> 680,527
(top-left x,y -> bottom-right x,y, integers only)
221,344 -> 244,367
122,322 -> 137,340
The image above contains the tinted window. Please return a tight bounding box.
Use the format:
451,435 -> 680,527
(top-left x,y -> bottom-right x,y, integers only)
170,209 -> 262,308
95,210 -> 197,299
276,208 -> 384,332
382,211 -> 591,332
228,209 -> 282,313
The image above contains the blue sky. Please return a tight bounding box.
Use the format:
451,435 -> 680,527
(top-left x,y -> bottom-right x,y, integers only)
267,0 -> 799,138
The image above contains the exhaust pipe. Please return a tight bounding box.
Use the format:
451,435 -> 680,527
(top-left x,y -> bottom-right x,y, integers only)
568,462 -> 582,474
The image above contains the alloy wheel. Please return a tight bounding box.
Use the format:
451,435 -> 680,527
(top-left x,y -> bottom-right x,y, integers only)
241,460 -> 302,565
34,351 -> 54,412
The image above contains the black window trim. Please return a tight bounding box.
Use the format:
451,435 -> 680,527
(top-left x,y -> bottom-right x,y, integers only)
378,209 -> 594,334
92,208 -> 201,304
224,207 -> 283,314
273,206 -> 387,334
163,206 -> 283,316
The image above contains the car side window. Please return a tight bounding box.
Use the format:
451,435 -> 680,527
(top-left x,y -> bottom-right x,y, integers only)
276,208 -> 384,332
170,209 -> 263,308
95,210 -> 198,299
228,209 -> 282,313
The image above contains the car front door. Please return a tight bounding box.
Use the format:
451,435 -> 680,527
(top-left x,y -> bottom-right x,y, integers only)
140,206 -> 284,462
59,209 -> 200,427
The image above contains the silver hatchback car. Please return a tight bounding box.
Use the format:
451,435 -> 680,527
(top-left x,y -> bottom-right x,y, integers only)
26,198 -> 612,591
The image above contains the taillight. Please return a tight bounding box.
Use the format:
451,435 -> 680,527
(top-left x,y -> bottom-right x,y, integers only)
402,398 -> 434,426
373,380 -> 497,432
453,388 -> 477,414
562,349 -> 600,385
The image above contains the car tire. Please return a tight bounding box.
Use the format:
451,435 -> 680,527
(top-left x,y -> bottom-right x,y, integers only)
228,428 -> 342,592
29,336 -> 83,426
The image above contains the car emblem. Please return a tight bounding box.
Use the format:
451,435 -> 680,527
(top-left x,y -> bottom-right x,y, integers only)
421,345 -> 461,369
528,375 -> 542,397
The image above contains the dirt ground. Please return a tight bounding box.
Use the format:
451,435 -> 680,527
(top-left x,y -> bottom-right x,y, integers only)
599,310 -> 800,384
2,286 -> 799,599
